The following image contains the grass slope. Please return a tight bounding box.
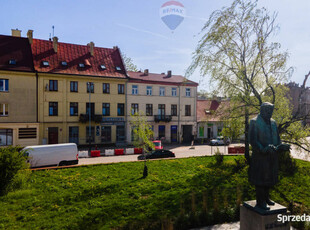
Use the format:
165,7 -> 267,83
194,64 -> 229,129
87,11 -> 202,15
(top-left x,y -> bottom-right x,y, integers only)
0,156 -> 309,229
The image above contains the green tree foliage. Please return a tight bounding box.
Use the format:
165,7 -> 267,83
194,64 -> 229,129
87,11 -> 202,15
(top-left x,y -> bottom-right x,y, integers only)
130,111 -> 154,152
0,146 -> 30,196
186,0 -> 310,159
122,52 -> 139,72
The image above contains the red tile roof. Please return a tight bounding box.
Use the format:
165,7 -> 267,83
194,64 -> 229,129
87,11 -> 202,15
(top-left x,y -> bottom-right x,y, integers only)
0,35 -> 34,72
31,38 -> 127,78
197,99 -> 230,122
128,71 -> 198,86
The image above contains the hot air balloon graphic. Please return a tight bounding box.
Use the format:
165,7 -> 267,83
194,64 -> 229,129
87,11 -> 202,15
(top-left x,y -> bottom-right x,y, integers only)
160,1 -> 186,31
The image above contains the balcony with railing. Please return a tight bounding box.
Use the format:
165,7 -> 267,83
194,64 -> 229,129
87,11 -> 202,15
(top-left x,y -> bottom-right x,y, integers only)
154,115 -> 172,123
79,114 -> 102,123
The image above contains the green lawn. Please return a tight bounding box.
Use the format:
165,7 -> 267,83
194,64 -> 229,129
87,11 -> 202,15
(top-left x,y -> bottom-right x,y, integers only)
0,156 -> 309,230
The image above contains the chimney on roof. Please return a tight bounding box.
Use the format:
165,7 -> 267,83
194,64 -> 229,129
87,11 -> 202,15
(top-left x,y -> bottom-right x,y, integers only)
88,42 -> 95,56
144,69 -> 149,76
53,36 -> 58,53
11,29 -> 21,37
27,30 -> 33,45
113,46 -> 118,50
167,70 -> 172,77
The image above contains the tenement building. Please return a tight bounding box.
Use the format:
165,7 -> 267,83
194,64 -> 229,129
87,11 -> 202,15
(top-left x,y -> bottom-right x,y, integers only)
126,70 -> 198,143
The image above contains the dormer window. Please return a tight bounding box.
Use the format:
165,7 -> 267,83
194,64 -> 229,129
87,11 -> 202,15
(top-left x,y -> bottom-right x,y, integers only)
79,63 -> 85,68
42,61 -> 49,66
100,65 -> 106,70
9,59 -> 16,65
116,66 -> 121,71
61,61 -> 68,66
205,110 -> 211,114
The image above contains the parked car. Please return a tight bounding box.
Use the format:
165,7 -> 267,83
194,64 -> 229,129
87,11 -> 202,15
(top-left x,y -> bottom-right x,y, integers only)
138,149 -> 175,160
152,140 -> 163,150
23,143 -> 79,168
210,137 -> 230,146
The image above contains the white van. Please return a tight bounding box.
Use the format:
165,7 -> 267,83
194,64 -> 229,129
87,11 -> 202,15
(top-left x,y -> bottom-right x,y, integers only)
23,143 -> 79,168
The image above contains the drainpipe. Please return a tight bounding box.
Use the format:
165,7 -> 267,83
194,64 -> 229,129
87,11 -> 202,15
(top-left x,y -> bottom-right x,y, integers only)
35,71 -> 39,123
125,81 -> 128,144
178,85 -> 181,143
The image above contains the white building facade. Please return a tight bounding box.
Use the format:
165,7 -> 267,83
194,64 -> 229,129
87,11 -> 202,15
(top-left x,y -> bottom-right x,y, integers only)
126,70 -> 198,144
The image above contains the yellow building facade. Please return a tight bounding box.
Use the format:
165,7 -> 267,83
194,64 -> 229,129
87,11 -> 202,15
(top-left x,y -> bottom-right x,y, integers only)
38,74 -> 127,145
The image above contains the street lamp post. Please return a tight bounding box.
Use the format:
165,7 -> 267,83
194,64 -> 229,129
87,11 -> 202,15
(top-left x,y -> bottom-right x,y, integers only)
87,82 -> 92,156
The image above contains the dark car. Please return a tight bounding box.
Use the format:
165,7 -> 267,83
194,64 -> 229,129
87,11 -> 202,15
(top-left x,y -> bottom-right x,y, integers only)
137,149 -> 175,160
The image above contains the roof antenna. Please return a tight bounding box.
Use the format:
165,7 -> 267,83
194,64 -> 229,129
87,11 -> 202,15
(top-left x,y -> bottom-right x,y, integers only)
52,25 -> 55,38
49,33 -> 51,41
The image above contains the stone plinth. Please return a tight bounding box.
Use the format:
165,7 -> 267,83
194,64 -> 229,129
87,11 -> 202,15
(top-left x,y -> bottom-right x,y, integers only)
240,200 -> 290,230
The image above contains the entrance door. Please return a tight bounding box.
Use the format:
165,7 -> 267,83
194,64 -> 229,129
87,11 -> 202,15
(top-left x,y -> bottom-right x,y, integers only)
207,128 -> 211,139
48,127 -> 58,144
116,126 -> 125,142
69,127 -> 79,144
171,125 -> 177,142
182,125 -> 192,143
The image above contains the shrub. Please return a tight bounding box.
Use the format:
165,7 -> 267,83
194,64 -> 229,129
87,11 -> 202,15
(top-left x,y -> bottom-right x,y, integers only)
0,146 -> 30,196
214,148 -> 224,165
233,157 -> 247,173
278,150 -> 297,176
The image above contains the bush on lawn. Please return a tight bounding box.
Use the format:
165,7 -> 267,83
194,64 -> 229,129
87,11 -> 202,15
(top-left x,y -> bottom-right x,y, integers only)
0,146 -> 30,196
214,148 -> 224,165
278,150 -> 297,176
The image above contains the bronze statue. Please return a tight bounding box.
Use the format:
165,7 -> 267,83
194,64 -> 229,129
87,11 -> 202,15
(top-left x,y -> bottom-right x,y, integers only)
248,102 -> 290,210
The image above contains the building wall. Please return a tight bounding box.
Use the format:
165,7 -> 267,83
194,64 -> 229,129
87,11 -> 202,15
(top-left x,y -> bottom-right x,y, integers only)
38,73 -> 127,145
126,82 -> 197,143
0,71 -> 39,146
197,122 -> 223,139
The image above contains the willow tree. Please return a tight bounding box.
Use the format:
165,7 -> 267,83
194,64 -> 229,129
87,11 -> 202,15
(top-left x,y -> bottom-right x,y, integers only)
186,0 -> 296,160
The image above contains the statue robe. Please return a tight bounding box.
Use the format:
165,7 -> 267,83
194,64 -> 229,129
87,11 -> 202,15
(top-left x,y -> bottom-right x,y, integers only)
248,114 -> 281,186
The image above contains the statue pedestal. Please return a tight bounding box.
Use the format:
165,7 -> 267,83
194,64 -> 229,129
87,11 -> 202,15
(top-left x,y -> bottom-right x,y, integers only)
240,200 -> 290,230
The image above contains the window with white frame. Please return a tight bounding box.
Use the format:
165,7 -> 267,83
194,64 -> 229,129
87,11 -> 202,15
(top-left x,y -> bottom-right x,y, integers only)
146,86 -> 152,96
186,88 -> 191,97
0,103 -> 8,116
0,79 -> 9,92
172,87 -> 177,96
159,87 -> 165,96
132,85 -> 138,95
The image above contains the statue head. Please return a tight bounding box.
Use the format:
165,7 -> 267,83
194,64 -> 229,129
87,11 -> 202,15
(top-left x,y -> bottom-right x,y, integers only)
260,102 -> 274,121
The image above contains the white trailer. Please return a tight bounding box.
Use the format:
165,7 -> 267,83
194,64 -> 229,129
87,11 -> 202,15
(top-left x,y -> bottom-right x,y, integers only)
23,143 -> 79,168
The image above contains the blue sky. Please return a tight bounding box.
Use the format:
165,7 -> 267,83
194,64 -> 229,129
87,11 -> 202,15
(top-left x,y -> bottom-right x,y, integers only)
1,0 -> 310,91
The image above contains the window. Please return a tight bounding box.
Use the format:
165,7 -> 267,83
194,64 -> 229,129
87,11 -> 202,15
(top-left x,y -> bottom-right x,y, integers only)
146,86 -> 152,96
49,80 -> 58,91
102,103 -> 110,116
19,128 -> 37,139
132,85 -> 138,95
158,104 -> 165,115
0,104 -> 8,116
171,104 -> 177,116
0,79 -> 9,92
49,102 -> 58,116
185,105 -> 191,116
131,103 -> 139,115
101,126 -> 111,142
79,63 -> 85,68
9,59 -> 16,65
70,81 -> 78,92
186,88 -> 191,97
86,103 -> 95,115
116,66 -> 122,71
158,125 -> 165,139
159,87 -> 165,96
87,82 -> 94,93
42,61 -> 49,66
146,104 -> 153,116
70,102 -> 78,116
172,88 -> 177,97
199,126 -> 204,137
86,126 -> 95,143
100,65 -> 106,70
102,83 -> 110,94
0,129 -> 13,146
117,103 -> 124,116
118,84 -> 124,94
61,61 -> 68,66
